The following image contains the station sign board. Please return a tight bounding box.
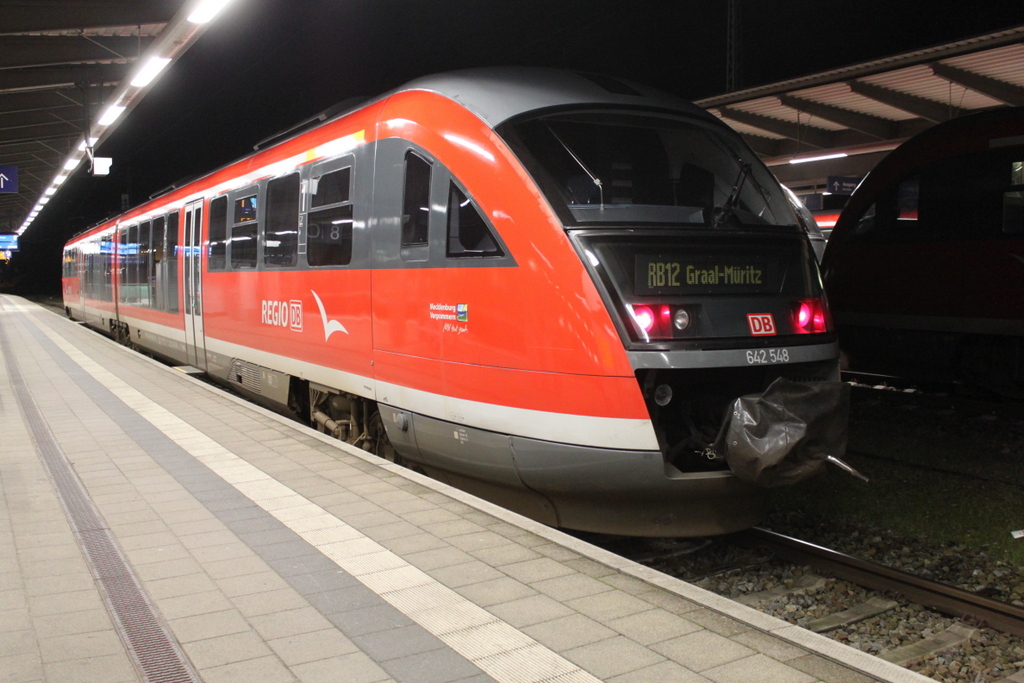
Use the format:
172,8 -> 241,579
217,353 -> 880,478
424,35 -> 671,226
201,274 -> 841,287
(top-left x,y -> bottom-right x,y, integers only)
0,165 -> 17,193
826,176 -> 860,195
0,234 -> 19,251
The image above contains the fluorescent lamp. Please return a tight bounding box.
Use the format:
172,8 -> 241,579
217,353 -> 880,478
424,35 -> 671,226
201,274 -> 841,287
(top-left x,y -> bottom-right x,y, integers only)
131,57 -> 171,87
77,137 -> 99,151
789,152 -> 849,165
39,197 -> 50,205
54,174 -> 69,185
188,0 -> 232,23
64,157 -> 82,171
45,187 -> 57,196
98,105 -> 126,126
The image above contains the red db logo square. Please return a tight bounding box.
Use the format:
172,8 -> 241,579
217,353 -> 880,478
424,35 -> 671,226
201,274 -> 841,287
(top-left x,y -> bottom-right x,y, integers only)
747,313 -> 777,336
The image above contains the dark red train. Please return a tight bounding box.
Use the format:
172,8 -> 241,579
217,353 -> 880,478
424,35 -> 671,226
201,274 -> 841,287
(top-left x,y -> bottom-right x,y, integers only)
63,68 -> 840,535
822,107 -> 1024,394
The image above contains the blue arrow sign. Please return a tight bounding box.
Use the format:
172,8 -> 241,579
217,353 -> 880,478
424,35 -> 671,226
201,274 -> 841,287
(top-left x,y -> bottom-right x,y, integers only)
0,165 -> 18,193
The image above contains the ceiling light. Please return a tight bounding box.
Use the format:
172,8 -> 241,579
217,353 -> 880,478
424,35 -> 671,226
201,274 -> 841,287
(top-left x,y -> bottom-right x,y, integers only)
188,0 -> 232,23
78,137 -> 99,152
131,57 -> 172,87
789,152 -> 849,164
98,105 -> 126,126
64,157 -> 81,171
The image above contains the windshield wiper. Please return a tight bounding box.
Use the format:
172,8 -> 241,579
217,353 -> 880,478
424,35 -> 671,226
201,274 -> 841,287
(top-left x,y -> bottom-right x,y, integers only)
547,126 -> 605,210
713,162 -> 751,227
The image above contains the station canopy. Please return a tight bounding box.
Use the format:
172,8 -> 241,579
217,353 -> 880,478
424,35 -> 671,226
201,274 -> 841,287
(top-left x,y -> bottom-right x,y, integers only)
0,0 -> 226,236
698,25 -> 1024,168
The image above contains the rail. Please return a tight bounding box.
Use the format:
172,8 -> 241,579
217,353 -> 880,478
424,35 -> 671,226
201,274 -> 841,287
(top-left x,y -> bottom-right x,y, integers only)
734,527 -> 1024,638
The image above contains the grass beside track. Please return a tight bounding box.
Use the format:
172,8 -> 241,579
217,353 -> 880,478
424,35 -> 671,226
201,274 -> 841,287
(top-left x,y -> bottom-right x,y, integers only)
767,385 -> 1024,565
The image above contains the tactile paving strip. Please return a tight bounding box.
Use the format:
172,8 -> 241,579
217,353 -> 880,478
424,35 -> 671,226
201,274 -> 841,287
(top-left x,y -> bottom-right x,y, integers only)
0,300 -> 202,683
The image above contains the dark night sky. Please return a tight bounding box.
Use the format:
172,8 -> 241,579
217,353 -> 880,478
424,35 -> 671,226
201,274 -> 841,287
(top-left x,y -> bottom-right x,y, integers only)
11,0 -> 1024,291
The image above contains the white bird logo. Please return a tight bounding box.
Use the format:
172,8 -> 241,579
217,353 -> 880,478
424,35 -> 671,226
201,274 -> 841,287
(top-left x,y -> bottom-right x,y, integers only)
311,290 -> 348,340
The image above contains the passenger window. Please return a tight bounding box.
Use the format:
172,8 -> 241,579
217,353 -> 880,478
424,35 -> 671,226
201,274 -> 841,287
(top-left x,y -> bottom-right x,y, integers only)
265,174 -> 300,267
1003,161 -> 1024,235
139,221 -> 152,307
896,177 -> 919,224
311,168 -> 350,208
165,212 -> 179,312
129,225 -> 142,303
308,205 -> 353,267
307,165 -> 354,267
232,194 -> 258,269
118,227 -> 129,302
208,196 -> 228,270
446,182 -> 504,258
401,152 -> 431,246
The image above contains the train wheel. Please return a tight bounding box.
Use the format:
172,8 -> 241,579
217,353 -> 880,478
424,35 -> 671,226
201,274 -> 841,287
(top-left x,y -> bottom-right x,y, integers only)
368,410 -> 403,466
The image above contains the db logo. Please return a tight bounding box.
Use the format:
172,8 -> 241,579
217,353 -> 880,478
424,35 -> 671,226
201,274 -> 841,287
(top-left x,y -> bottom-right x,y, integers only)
746,313 -> 777,336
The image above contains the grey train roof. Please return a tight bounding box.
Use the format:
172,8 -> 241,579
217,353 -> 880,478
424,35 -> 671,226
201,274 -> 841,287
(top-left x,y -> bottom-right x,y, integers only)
392,67 -> 717,129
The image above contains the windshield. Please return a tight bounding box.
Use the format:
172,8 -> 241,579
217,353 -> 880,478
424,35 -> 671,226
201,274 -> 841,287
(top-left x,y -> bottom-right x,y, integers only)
501,111 -> 797,227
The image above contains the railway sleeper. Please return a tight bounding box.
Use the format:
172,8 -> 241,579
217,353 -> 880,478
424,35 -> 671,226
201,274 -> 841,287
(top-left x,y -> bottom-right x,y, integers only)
878,622 -> 979,667
735,573 -> 827,606
804,595 -> 899,633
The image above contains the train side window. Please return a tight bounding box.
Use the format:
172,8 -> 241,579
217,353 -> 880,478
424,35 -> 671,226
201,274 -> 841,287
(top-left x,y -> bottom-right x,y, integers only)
208,196 -> 228,270
306,164 -> 354,267
104,235 -> 115,301
265,174 -> 300,267
307,205 -> 353,267
310,167 -> 350,208
896,177 -> 919,225
140,221 -> 153,307
127,224 -> 140,303
1003,161 -> 1024,235
152,216 -> 165,309
401,152 -> 431,248
446,182 -> 504,258
118,226 -> 129,302
165,212 -> 180,312
232,194 -> 258,269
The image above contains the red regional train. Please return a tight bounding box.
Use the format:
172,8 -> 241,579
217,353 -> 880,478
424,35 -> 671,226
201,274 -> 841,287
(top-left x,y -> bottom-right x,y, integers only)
822,107 -> 1024,394
63,69 -> 840,536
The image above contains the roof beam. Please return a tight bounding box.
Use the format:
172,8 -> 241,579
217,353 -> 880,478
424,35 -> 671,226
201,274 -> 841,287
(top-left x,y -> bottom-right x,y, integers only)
0,130 -> 80,147
0,36 -> 154,70
930,63 -> 1024,106
0,64 -> 128,94
740,134 -> 782,158
779,94 -> 899,139
0,1 -> 180,34
0,112 -> 81,137
717,106 -> 836,149
0,90 -> 86,114
847,80 -> 953,123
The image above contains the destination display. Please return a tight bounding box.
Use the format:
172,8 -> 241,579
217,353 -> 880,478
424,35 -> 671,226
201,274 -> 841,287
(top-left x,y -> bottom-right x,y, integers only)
635,254 -> 773,295
0,234 -> 18,251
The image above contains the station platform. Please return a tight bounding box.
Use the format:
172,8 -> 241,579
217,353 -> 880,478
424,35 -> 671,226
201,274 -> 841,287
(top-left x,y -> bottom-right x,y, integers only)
0,294 -> 928,683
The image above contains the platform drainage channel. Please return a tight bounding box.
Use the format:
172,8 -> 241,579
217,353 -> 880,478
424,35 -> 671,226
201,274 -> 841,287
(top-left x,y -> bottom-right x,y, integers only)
0,302 -> 202,683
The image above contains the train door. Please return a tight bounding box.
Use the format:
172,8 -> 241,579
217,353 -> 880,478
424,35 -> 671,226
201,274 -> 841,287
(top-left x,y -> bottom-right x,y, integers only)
183,200 -> 207,369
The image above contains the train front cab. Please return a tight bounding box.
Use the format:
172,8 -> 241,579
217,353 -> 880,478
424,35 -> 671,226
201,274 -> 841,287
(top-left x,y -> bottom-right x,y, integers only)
365,87 -> 840,537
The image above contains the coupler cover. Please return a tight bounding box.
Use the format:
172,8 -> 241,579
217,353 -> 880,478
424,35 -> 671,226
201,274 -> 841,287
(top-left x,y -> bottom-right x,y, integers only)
712,378 -> 850,488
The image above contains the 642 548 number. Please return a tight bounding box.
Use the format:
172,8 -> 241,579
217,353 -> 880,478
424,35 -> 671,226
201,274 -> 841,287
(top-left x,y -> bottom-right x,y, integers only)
745,348 -> 790,365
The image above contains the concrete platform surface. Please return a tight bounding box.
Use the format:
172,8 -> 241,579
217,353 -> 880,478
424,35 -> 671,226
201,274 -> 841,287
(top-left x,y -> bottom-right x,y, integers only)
0,295 -> 930,683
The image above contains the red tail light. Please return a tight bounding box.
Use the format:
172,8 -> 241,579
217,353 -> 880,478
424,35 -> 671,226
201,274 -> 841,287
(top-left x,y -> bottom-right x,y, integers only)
630,304 -> 678,340
792,299 -> 829,334
633,305 -> 656,333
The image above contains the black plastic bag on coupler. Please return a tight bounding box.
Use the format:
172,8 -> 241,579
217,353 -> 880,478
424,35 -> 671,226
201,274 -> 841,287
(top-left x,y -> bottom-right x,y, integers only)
712,378 -> 850,488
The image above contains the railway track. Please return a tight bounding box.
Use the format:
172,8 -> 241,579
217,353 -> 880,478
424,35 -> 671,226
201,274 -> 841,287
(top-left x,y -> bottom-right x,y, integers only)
597,528 -> 1024,680
734,528 -> 1024,639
